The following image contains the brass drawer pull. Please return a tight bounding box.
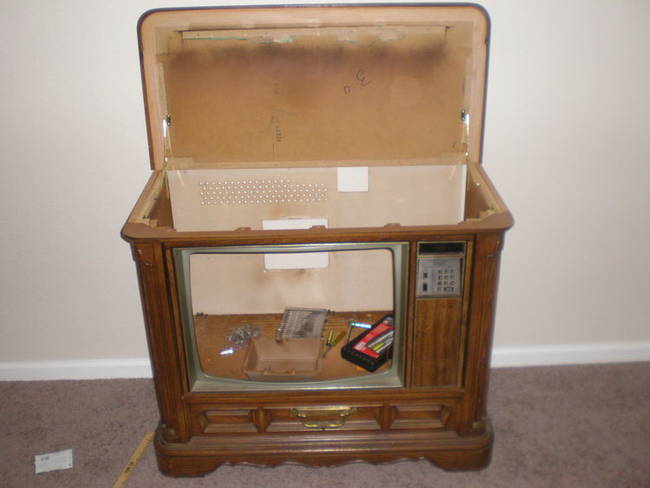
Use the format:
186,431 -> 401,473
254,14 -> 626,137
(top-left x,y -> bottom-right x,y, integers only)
291,407 -> 357,430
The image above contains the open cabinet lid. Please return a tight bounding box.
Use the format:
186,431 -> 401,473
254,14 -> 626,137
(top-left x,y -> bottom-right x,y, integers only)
138,5 -> 489,171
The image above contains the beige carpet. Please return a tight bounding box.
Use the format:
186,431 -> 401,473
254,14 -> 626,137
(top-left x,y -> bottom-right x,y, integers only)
1,362 -> 648,487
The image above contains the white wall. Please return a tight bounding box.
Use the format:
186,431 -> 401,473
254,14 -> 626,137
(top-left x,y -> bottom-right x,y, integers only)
482,0 -> 650,351
1,0 -> 648,379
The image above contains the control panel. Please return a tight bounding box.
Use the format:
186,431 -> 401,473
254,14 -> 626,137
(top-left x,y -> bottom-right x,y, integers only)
416,242 -> 465,298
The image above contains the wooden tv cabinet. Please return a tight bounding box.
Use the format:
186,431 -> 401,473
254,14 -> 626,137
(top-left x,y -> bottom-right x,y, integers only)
122,5 -> 512,476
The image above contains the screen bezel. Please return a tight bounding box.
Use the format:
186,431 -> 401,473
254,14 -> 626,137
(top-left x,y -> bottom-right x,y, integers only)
173,242 -> 409,392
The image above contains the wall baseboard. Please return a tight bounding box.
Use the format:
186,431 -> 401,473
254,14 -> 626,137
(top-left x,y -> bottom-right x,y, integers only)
1,342 -> 649,381
490,342 -> 650,368
0,358 -> 152,381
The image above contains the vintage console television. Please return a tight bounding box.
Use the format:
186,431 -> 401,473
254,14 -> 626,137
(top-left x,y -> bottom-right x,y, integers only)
122,5 -> 512,476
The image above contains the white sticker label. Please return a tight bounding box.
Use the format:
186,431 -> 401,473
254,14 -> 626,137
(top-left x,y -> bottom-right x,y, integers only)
262,218 -> 329,269
337,166 -> 369,192
35,448 -> 74,474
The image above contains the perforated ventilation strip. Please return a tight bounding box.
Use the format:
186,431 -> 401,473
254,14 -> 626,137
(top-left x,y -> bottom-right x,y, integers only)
199,179 -> 329,206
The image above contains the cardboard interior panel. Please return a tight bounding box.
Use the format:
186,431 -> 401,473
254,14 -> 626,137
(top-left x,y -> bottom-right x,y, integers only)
168,165 -> 466,231
189,249 -> 393,315
160,22 -> 473,165
139,6 -> 489,170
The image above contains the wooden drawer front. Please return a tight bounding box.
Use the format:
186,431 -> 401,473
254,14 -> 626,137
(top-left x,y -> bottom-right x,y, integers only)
389,404 -> 450,430
264,405 -> 382,432
195,407 -> 258,434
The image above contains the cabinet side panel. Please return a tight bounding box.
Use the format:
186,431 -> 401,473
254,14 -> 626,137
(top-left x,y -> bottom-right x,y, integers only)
132,242 -> 189,442
459,232 -> 504,434
412,298 -> 462,386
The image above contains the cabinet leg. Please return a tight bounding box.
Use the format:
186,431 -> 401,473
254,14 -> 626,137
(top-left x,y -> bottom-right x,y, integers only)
154,429 -> 223,477
423,445 -> 491,471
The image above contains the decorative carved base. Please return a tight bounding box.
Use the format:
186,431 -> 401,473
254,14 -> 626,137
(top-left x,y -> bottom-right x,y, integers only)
154,422 -> 493,477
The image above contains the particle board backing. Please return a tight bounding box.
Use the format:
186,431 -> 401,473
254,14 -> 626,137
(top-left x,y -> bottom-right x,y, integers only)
168,165 -> 466,232
189,249 -> 393,316
138,6 -> 488,169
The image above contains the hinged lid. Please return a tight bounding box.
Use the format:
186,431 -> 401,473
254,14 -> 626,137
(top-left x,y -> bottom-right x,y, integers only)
139,5 -> 489,170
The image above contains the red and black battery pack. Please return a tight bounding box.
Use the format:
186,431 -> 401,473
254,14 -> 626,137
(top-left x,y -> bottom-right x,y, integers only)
341,315 -> 394,372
